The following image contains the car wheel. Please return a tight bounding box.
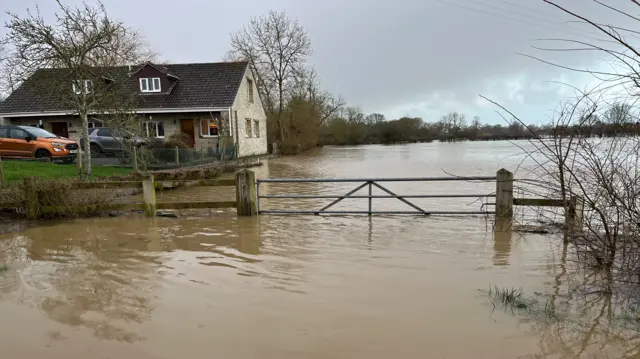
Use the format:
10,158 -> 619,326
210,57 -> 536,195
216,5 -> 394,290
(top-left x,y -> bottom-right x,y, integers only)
35,149 -> 51,161
90,144 -> 101,157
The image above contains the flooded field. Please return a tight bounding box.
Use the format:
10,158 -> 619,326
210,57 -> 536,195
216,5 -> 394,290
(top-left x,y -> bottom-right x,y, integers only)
0,141 -> 638,358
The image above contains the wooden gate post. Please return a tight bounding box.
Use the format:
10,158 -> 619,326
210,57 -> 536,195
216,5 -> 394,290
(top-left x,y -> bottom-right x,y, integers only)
142,175 -> 157,217
24,177 -> 39,220
567,195 -> 584,231
236,169 -> 257,216
495,168 -> 514,226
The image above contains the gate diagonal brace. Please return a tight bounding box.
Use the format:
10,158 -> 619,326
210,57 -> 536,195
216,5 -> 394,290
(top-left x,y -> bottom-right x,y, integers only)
371,182 -> 430,215
315,182 -> 369,215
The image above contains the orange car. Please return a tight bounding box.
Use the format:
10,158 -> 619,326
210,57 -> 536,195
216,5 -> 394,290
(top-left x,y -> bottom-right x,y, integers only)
0,125 -> 79,163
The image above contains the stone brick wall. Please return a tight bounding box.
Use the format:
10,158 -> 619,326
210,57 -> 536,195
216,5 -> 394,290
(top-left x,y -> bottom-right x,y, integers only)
232,67 -> 268,157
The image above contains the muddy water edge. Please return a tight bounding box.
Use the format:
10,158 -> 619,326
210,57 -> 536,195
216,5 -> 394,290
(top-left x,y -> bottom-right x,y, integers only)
0,141 -> 638,359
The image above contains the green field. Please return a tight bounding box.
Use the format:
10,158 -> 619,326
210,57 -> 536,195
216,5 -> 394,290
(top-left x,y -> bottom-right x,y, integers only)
1,161 -> 132,182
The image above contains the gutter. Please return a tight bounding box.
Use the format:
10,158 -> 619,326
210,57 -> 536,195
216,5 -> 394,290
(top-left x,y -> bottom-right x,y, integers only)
0,107 -> 232,118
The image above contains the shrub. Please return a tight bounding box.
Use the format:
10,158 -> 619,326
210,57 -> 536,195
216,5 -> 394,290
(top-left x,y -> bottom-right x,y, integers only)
164,133 -> 191,149
35,179 -> 119,218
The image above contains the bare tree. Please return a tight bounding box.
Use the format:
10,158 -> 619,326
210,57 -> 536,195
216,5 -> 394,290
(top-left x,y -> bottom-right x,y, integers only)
3,1 -> 153,176
604,103 -> 633,125
228,11 -> 312,143
440,112 -> 467,137
289,67 -> 345,128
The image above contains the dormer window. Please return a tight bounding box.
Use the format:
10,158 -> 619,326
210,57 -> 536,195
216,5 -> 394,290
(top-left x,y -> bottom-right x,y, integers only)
72,80 -> 92,94
140,77 -> 161,93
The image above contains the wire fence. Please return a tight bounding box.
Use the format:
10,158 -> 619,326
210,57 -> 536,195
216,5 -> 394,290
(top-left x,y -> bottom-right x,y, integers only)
118,145 -> 237,170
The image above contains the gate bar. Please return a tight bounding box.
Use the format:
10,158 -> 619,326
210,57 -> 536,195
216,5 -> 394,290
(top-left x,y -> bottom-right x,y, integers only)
258,194 -> 494,199
316,182 -> 370,212
259,210 -> 494,215
257,176 -> 497,183
371,182 -> 426,214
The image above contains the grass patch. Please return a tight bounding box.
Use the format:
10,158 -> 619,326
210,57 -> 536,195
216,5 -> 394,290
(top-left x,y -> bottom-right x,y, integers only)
1,161 -> 132,182
489,285 -> 527,309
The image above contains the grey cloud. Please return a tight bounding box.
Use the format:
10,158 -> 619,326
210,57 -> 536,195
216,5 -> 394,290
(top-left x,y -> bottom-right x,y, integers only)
2,0 -> 638,123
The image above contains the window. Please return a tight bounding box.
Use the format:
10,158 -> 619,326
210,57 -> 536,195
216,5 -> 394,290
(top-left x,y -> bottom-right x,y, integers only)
247,78 -> 254,103
0,127 -> 7,138
72,80 -> 92,94
200,119 -> 219,137
140,77 -> 161,92
9,128 -> 28,140
145,121 -> 165,138
245,118 -> 252,138
254,120 -> 260,138
96,128 -> 113,137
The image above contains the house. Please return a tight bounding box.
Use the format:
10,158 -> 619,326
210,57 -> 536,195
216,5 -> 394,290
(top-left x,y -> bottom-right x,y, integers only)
0,61 -> 268,158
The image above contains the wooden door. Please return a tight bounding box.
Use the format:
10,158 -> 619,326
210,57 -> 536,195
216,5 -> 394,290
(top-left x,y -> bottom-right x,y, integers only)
51,122 -> 69,138
180,119 -> 195,148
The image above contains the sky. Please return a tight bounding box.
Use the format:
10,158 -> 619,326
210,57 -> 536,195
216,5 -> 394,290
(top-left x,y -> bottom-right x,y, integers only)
2,0 -> 639,125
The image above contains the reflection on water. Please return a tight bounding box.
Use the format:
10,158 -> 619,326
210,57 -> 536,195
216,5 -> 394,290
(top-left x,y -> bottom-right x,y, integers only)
0,142 -> 637,358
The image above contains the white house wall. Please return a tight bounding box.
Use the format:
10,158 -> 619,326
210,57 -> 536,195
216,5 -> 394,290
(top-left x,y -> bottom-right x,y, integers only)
232,67 -> 268,158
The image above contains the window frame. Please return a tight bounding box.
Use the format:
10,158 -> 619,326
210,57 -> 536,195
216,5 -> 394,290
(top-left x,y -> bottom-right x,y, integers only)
247,78 -> 254,103
253,120 -> 260,138
72,79 -> 92,94
200,118 -> 220,138
9,127 -> 28,140
144,121 -> 165,138
139,77 -> 161,93
245,118 -> 253,138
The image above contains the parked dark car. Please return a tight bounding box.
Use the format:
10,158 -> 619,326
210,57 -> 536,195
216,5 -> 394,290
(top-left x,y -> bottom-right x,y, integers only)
80,127 -> 146,157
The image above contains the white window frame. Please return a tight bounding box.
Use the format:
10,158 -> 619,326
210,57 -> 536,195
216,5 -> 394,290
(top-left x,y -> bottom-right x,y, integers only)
144,121 -> 165,138
200,119 -> 219,138
245,118 -> 252,138
253,119 -> 260,138
72,79 -> 92,94
140,77 -> 161,93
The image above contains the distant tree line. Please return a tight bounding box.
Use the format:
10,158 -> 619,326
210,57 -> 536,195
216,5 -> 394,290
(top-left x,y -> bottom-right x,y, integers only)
320,103 -> 640,146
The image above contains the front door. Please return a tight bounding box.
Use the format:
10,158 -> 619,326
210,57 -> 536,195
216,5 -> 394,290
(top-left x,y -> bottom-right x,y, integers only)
51,122 -> 69,138
180,119 -> 195,148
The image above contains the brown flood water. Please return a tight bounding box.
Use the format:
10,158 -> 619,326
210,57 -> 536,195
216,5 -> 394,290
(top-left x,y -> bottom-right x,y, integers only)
0,141 -> 635,358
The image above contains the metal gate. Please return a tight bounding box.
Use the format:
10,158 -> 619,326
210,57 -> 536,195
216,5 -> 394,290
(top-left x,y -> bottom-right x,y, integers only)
256,176 -> 497,215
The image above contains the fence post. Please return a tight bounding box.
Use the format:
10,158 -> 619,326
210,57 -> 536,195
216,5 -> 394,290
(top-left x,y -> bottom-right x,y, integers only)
76,149 -> 83,176
24,177 -> 39,220
495,168 -> 514,228
142,175 -> 156,217
174,146 -> 180,166
236,169 -> 257,216
567,195 -> 584,231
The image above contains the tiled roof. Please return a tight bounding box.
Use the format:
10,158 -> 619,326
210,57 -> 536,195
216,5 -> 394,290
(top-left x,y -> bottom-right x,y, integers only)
0,61 -> 248,115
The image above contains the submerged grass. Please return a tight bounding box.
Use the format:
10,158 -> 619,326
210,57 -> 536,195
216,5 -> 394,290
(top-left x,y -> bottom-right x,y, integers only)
489,285 -> 527,310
